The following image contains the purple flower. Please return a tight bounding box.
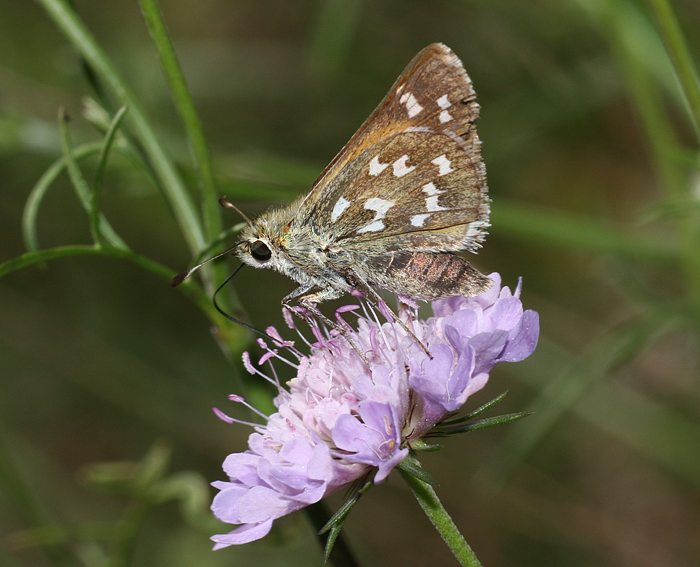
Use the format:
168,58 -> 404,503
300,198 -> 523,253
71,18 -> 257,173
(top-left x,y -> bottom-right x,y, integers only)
211,273 -> 539,548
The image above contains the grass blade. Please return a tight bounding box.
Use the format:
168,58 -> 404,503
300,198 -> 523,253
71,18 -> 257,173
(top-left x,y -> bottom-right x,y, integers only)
429,412 -> 532,437
22,142 -> 102,252
58,109 -> 126,248
138,0 -> 221,242
92,105 -> 128,245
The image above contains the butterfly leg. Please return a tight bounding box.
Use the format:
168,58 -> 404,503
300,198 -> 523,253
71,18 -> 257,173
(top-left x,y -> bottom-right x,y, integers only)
281,283 -> 315,304
281,285 -> 341,331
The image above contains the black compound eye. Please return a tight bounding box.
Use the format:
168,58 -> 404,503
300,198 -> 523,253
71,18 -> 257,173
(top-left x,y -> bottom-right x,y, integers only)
250,240 -> 272,262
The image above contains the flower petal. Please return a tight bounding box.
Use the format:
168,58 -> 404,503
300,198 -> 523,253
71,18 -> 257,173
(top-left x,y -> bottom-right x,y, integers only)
212,519 -> 274,549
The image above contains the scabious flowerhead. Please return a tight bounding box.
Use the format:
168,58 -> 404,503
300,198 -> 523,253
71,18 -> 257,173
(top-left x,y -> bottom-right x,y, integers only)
211,273 -> 539,549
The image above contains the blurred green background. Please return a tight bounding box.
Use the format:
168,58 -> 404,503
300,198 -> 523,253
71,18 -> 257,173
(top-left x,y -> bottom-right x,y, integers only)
1,0 -> 700,565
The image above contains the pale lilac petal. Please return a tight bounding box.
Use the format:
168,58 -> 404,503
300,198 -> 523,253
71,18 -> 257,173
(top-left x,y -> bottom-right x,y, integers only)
331,401 -> 406,480
469,330 -> 508,375
212,519 -> 274,549
487,296 -> 523,330
500,310 -> 540,362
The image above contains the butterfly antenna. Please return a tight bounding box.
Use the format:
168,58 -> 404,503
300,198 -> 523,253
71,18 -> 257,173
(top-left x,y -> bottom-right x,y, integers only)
219,195 -> 254,226
212,263 -> 268,338
171,244 -> 239,287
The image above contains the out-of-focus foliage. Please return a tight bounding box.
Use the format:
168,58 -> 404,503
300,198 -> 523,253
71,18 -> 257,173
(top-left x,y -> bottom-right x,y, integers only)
1,0 -> 699,565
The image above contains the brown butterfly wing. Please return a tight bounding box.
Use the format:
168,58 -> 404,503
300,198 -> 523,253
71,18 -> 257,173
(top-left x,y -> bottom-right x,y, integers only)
295,43 -> 489,254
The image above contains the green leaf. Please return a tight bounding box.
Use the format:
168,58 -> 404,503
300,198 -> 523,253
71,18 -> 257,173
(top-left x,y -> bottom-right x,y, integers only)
138,0 -> 221,242
318,477 -> 372,535
409,439 -> 443,452
0,245 -> 101,279
441,391 -> 510,427
58,108 -> 126,248
397,454 -> 437,485
22,142 -> 102,252
429,412 -> 532,438
323,523 -> 345,565
92,105 -> 128,245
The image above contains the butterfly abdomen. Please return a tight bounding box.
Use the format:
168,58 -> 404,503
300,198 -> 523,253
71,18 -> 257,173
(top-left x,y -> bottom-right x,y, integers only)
362,251 -> 489,300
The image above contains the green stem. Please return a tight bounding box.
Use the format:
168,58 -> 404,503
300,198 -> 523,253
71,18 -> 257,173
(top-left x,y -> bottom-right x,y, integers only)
93,105 -> 129,247
138,0 -> 221,244
399,456 -> 483,567
0,245 -> 212,320
648,0 -> 700,141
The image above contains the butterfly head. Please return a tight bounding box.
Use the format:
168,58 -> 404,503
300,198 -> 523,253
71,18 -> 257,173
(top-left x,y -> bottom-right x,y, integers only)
236,204 -> 299,273
237,221 -> 278,268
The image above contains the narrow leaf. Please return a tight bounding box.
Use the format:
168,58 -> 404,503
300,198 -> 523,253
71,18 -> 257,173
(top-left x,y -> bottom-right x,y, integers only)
57,109 -> 126,249
324,523 -> 345,565
441,391 -> 510,427
22,142 -> 102,252
398,455 -> 437,486
0,246 -> 101,279
428,412 -> 532,438
139,0 -> 220,241
92,105 -> 128,244
318,477 -> 372,535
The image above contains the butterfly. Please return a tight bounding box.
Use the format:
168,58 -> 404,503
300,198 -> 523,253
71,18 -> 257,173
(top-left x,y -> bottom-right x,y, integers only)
176,43 -> 490,318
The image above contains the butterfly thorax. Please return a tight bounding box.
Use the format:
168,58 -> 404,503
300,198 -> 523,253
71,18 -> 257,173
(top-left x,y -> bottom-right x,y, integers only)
237,198 -> 352,296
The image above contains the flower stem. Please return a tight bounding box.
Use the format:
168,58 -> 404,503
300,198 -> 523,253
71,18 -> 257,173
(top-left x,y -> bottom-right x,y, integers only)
399,457 -> 483,567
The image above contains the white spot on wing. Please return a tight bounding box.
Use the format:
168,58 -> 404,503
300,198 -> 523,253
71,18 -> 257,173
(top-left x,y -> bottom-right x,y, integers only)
393,155 -> 415,178
439,110 -> 453,123
369,155 -> 389,176
356,197 -> 395,234
364,197 -> 394,218
421,182 -> 443,196
437,95 -> 451,109
431,154 -> 453,176
356,220 -> 385,234
400,91 -> 423,118
410,213 -> 430,227
422,183 -> 447,212
331,196 -> 351,222
425,196 -> 448,212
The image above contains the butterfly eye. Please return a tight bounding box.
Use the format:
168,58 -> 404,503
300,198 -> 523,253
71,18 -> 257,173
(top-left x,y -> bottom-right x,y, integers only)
250,240 -> 272,262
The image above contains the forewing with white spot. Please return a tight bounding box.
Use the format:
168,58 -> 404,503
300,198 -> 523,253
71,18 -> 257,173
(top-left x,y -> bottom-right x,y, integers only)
295,43 -> 489,254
